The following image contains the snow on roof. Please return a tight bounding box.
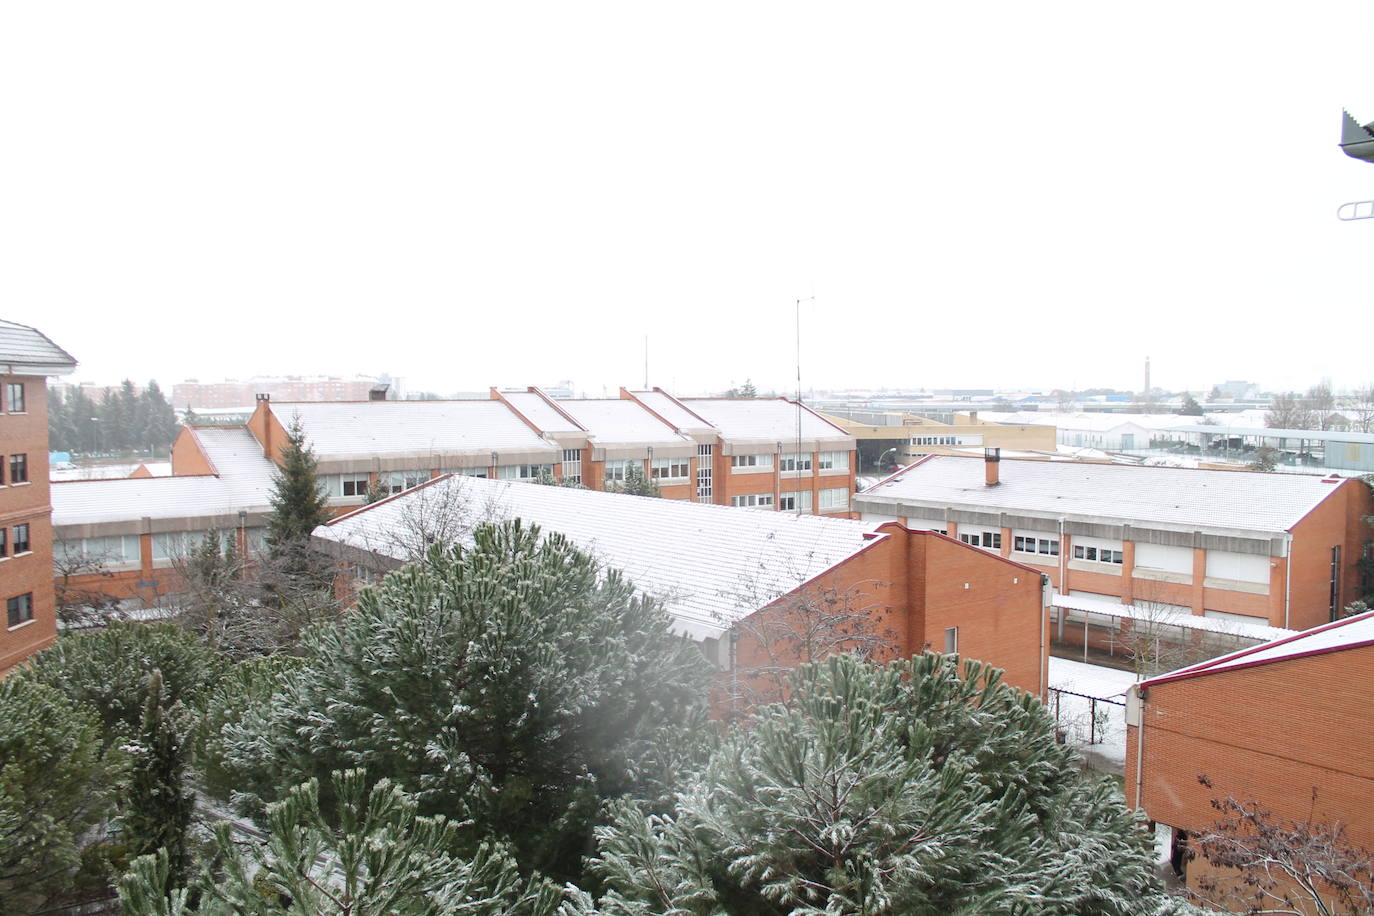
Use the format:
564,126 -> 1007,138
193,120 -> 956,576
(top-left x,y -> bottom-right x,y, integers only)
979,411 -> 1215,433
1165,424 -> 1374,444
630,390 -> 715,432
857,455 -> 1343,535
501,391 -> 584,433
1140,609 -> 1374,687
681,398 -> 853,443
0,319 -> 77,374
53,428 -> 277,528
270,400 -> 555,459
1053,592 -> 1293,642
553,399 -> 687,446
316,475 -> 881,640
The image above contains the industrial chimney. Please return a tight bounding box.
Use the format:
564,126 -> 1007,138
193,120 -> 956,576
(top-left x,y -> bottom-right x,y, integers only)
984,447 -> 1001,486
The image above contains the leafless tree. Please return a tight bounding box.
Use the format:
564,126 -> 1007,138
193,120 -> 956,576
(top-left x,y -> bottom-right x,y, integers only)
1117,583 -> 1249,679
1191,781 -> 1374,916
1347,385 -> 1374,434
52,540 -> 127,627
1266,393 -> 1318,431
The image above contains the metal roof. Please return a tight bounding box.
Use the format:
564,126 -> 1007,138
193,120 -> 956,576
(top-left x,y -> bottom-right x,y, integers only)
680,398 -> 854,444
0,319 -> 77,375
1164,424 -> 1374,444
316,475 -> 881,640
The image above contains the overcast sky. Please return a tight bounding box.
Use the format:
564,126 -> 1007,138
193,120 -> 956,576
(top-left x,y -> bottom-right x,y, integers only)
5,2 -> 1373,398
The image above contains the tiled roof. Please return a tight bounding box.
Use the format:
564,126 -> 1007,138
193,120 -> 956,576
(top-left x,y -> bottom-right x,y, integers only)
269,401 -> 555,459
681,398 -> 853,443
316,475 -> 880,640
500,392 -> 584,433
856,455 -> 1343,535
52,427 -> 276,527
1140,609 -> 1374,686
553,399 -> 687,446
0,319 -> 77,374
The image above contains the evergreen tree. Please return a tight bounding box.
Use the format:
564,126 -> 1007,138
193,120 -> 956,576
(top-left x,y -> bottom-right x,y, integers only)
576,653 -> 1177,916
609,463 -> 661,498
0,678 -> 114,913
144,380 -> 178,450
120,669 -> 194,892
119,770 -> 562,916
265,416 -> 332,582
1178,394 -> 1204,416
213,520 -> 711,882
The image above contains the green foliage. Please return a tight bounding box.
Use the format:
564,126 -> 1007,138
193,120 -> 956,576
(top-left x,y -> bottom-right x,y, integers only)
196,655 -> 306,800
120,670 -> 194,892
725,379 -> 758,399
47,378 -> 179,455
119,770 -> 563,916
608,463 -> 661,498
265,416 -> 332,580
19,623 -> 226,747
214,520 -> 711,882
1178,394 -> 1204,416
578,653 -> 1169,916
535,469 -> 587,489
0,678 -> 114,914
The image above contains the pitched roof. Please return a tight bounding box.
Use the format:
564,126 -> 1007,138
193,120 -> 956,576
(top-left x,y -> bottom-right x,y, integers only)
315,475 -> 881,640
681,398 -> 853,444
856,455 -> 1344,536
269,400 -> 556,461
500,391 -> 585,433
1139,609 -> 1374,687
0,319 -> 77,375
552,399 -> 687,446
52,428 -> 277,527
629,390 -> 716,432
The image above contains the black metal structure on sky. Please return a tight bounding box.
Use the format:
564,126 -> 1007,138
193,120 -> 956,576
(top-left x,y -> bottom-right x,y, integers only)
1337,110 -> 1374,220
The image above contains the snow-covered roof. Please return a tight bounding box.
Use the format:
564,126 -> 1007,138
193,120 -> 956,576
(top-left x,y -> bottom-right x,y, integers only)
1165,424 -> 1374,444
979,412 -> 1215,433
53,427 -> 276,529
553,399 -> 687,446
630,390 -> 716,432
0,319 -> 77,375
270,401 -> 556,461
315,475 -> 882,640
500,391 -> 585,433
1053,592 -> 1293,642
681,398 -> 853,444
1140,609 -> 1374,687
856,455 -> 1345,536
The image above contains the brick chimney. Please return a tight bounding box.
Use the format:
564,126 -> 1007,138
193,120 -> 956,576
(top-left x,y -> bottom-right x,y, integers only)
369,384 -> 390,401
984,447 -> 1001,486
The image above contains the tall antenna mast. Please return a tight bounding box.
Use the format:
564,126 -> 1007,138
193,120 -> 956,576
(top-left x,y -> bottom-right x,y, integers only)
795,294 -> 815,515
644,335 -> 649,389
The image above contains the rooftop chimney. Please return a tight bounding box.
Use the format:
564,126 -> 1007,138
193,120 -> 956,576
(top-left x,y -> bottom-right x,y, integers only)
369,384 -> 390,401
984,447 -> 1001,486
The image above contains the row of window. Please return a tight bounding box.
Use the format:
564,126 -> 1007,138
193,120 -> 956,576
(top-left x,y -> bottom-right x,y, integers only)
730,451 -> 850,472
0,524 -> 31,558
960,531 -> 1001,549
3,382 -> 24,414
732,489 -> 850,511
0,454 -> 28,485
1074,545 -> 1124,565
731,493 -> 774,508
1013,535 -> 1060,557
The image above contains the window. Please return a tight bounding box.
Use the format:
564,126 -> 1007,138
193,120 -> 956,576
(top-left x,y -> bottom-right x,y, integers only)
383,471 -> 430,494
818,451 -> 849,471
819,488 -> 849,511
497,464 -> 552,480
7,593 -> 33,628
5,383 -> 23,413
650,457 -> 690,480
944,626 -> 958,654
731,493 -> 775,509
0,528 -> 6,558
603,459 -> 630,486
561,449 -> 583,484
11,524 -> 29,555
778,491 -> 813,512
780,453 -> 813,473
1013,535 -> 1059,557
698,444 -> 713,457
341,475 -> 369,497
731,453 -> 772,470
960,530 -> 1001,549
7,454 -> 26,485
1073,545 -> 1123,565
446,467 -> 489,478
65,534 -> 140,564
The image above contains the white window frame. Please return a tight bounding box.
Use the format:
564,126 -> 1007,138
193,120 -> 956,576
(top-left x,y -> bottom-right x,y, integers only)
650,456 -> 690,481
779,490 -> 813,512
818,450 -> 849,472
731,493 -> 775,509
780,453 -> 813,474
730,453 -> 773,472
818,487 -> 849,512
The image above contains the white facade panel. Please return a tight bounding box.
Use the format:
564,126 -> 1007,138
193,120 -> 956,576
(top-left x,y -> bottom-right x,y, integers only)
1134,543 -> 1193,574
1204,550 -> 1270,584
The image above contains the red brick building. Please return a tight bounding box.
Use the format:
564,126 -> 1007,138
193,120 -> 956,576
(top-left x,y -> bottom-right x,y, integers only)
1124,610 -> 1374,908
314,474 -> 1050,696
0,320 -> 77,674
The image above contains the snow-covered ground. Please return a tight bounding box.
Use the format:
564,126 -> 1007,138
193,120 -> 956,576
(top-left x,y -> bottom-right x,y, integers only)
1046,657 -> 1138,772
51,460 -> 171,481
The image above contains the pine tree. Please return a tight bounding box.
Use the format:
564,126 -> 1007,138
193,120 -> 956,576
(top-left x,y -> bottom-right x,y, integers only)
119,770 -> 563,916
1178,394 -> 1204,416
0,678 -> 113,913
121,669 -> 194,892
577,653 -> 1177,916
265,416 -> 331,582
609,463 -> 661,498
213,520 -> 711,883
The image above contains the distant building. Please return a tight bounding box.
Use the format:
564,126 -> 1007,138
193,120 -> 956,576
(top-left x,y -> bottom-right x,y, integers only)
820,408 -> 1057,471
171,374 -> 401,409
1125,610 -> 1374,907
0,320 -> 78,674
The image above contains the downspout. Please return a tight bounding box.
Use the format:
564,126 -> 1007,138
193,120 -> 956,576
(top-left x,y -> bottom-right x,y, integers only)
1039,574 -> 1050,697
1284,533 -> 1293,629
1133,686 -> 1146,809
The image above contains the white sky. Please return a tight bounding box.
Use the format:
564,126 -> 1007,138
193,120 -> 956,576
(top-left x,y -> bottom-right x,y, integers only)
5,2 -> 1374,397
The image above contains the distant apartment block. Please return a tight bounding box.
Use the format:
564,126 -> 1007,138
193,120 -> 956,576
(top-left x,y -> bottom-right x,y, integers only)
171,374 -> 400,409
0,320 -> 77,674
